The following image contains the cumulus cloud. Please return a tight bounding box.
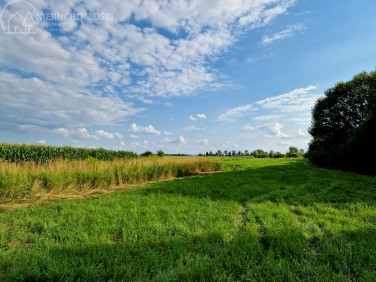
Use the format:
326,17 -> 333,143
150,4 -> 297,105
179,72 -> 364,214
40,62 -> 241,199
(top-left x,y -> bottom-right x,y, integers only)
76,128 -> 99,140
261,24 -> 306,45
0,0 -> 295,132
164,131 -> 173,136
179,136 -> 186,144
259,122 -> 290,138
190,113 -> 207,121
189,115 -> 197,121
94,130 -> 115,139
53,128 -> 71,138
37,140 -> 47,145
256,86 -> 319,112
129,135 -> 140,139
217,104 -> 254,121
129,123 -> 161,135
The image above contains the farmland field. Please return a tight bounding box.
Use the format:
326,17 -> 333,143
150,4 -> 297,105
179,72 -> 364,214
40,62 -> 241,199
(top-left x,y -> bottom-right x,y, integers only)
1,158 -> 376,281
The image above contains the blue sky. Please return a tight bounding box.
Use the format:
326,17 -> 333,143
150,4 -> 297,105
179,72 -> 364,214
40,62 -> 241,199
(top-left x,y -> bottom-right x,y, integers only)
1,0 -> 376,154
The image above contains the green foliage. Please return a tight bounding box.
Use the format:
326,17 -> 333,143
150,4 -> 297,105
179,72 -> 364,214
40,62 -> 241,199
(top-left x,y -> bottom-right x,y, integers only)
0,143 -> 137,163
141,151 -> 153,157
157,150 -> 165,157
308,70 -> 376,173
251,149 -> 268,158
1,159 -> 376,280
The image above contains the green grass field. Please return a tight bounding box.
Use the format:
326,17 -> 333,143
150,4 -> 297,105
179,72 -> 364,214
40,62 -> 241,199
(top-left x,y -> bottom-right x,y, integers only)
1,158 -> 376,281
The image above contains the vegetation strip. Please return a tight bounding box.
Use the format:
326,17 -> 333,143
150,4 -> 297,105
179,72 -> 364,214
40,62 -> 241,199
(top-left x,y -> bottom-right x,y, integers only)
0,156 -> 222,206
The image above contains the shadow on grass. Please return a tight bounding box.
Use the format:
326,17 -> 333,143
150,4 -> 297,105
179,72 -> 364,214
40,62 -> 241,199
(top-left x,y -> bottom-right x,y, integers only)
3,220 -> 376,281
135,161 -> 376,206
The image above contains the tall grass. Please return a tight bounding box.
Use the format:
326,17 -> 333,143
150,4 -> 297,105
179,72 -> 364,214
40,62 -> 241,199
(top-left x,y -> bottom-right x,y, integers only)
0,156 -> 222,201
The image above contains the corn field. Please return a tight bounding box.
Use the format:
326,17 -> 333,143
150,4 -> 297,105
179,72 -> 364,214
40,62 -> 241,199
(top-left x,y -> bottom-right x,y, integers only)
0,143 -> 137,163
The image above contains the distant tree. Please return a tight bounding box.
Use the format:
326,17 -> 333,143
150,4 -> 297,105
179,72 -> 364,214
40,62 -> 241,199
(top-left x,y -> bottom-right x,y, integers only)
141,151 -> 153,157
286,147 -> 299,158
272,152 -> 284,158
157,150 -> 165,157
244,150 -> 249,156
268,150 -> 275,158
223,150 -> 228,156
237,151 -> 242,156
299,149 -> 305,154
252,149 -> 268,158
217,150 -> 222,156
209,151 -> 213,156
232,150 -> 236,156
205,152 -> 209,156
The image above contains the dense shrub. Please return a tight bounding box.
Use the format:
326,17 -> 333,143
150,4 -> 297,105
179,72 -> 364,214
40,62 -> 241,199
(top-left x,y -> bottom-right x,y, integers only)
141,151 -> 154,157
308,70 -> 376,173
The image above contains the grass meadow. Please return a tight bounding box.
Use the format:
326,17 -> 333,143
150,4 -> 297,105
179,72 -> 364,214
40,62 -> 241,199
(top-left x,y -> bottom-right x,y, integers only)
1,158 -> 376,280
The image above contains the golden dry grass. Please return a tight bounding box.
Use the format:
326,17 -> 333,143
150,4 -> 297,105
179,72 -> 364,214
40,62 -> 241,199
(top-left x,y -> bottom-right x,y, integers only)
0,156 -> 222,211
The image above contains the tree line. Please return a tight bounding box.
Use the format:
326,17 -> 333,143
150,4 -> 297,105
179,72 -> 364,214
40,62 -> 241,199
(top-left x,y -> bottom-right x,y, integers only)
199,147 -> 305,158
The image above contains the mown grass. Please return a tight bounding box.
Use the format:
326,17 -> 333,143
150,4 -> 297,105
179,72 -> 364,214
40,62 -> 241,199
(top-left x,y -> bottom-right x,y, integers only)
1,158 -> 376,281
0,156 -> 221,206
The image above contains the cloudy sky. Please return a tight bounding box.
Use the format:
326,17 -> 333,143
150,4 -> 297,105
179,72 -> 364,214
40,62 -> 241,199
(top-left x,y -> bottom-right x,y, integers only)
1,0 -> 376,154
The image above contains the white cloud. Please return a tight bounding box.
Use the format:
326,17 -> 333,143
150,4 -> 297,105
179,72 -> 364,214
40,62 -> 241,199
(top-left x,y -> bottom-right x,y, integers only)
259,122 -> 290,138
189,115 -> 197,121
76,128 -> 99,140
297,129 -> 307,137
217,104 -> 253,121
120,141 -> 126,146
242,124 -> 256,130
256,86 -> 319,112
190,113 -> 207,121
164,131 -> 173,136
261,24 -> 306,45
0,73 -> 144,128
252,115 -> 282,121
0,0 -> 295,131
129,123 -> 161,135
287,117 -> 311,125
129,135 -> 140,139
183,125 -> 204,131
94,130 -> 115,139
37,140 -> 47,145
53,128 -> 71,138
179,136 -> 186,144
114,132 -> 123,140
197,139 -> 209,145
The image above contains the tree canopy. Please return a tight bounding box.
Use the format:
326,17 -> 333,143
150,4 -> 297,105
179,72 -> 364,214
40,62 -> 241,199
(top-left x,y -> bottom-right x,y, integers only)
308,70 -> 376,173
